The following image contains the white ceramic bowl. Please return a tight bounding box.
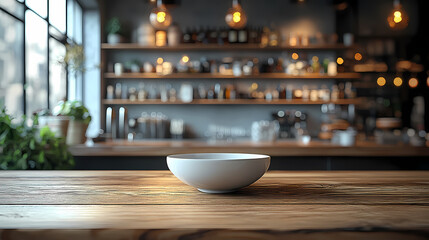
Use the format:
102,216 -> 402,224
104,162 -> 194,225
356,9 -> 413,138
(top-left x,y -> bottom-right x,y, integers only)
167,153 -> 270,193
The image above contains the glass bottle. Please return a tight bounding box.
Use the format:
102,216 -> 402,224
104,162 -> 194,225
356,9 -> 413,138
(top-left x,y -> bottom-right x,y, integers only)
228,28 -> 238,43
182,28 -> 192,43
238,27 -> 248,43
331,85 -> 339,101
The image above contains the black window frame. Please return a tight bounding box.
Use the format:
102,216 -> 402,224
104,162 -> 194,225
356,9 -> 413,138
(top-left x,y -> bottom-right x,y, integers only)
0,0 -> 83,116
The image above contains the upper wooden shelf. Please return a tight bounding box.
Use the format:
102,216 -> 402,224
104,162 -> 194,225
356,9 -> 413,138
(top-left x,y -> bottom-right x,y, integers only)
101,43 -> 354,51
104,72 -> 361,79
102,98 -> 362,105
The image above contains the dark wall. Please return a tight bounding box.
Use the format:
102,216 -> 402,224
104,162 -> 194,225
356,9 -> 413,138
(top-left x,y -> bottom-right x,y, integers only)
75,156 -> 429,170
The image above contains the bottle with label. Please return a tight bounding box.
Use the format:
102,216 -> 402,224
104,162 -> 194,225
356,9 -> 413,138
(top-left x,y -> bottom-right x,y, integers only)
345,82 -> 356,99
275,58 -> 284,72
268,28 -> 279,46
248,26 -> 259,44
311,56 -> 321,73
115,83 -> 121,99
182,28 -> 192,43
260,27 -> 269,47
228,28 -> 238,43
107,85 -> 114,99
196,27 -> 206,44
129,87 -> 137,101
224,85 -> 232,99
278,85 -> 286,99
218,27 -> 228,45
191,27 -> 197,43
138,84 -> 147,101
338,82 -> 345,99
302,85 -> 310,100
331,85 -> 339,101
207,86 -> 215,99
238,28 -> 248,43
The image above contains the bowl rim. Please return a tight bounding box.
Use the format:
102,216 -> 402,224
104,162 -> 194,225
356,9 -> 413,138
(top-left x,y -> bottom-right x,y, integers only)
167,153 -> 270,161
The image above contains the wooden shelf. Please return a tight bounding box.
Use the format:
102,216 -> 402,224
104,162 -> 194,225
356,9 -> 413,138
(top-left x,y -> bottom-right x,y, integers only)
104,72 -> 361,79
101,43 -> 354,51
102,99 -> 362,105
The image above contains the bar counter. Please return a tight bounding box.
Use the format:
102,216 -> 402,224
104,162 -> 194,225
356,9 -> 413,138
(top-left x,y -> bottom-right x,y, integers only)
69,140 -> 429,157
0,170 -> 428,239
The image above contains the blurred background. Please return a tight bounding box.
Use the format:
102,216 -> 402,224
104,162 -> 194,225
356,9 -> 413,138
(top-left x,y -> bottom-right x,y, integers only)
1,0 -> 428,170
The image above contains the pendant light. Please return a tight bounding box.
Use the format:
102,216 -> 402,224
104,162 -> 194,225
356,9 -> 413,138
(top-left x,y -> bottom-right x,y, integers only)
149,0 -> 172,30
225,0 -> 247,29
387,0 -> 408,30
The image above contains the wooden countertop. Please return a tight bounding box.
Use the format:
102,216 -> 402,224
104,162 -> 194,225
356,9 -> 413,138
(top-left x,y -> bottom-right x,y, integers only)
1,171 -> 429,239
69,140 -> 429,157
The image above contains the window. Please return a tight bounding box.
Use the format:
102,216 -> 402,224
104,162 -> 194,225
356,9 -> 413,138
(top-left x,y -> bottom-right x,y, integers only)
0,9 -> 24,116
0,0 -> 83,117
25,10 -> 48,115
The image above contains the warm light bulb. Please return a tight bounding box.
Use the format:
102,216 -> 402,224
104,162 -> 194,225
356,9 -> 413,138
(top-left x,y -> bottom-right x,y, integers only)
387,2 -> 408,30
393,11 -> 402,23
393,77 -> 403,87
377,77 -> 386,87
251,82 -> 258,90
337,57 -> 344,65
157,12 -> 166,23
292,53 -> 299,60
354,53 -> 362,61
225,0 -> 247,29
232,12 -> 241,23
149,0 -> 172,30
408,77 -> 418,88
181,55 -> 189,63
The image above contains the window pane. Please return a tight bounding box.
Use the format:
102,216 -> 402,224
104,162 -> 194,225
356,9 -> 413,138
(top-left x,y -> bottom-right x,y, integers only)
0,10 -> 24,117
74,2 -> 83,44
26,0 -> 47,18
67,67 -> 82,101
49,38 -> 66,107
67,0 -> 75,39
25,10 -> 47,115
0,0 -> 24,19
49,0 -> 66,33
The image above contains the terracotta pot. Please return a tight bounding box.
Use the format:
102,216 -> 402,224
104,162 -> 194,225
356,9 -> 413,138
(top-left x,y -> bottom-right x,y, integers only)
38,116 -> 70,138
66,120 -> 89,145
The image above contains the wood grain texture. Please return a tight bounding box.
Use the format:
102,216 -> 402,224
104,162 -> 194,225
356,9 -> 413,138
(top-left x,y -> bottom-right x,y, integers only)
0,171 -> 428,239
68,140 -> 429,157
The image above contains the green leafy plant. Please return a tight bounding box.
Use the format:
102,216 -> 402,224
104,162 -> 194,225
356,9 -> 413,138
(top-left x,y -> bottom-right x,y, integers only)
105,17 -> 122,34
53,100 -> 92,124
0,108 -> 74,170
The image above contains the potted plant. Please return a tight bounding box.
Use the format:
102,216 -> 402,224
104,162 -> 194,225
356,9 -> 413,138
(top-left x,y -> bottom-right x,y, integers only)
125,59 -> 142,73
37,109 -> 70,138
0,107 -> 74,170
53,101 -> 92,145
106,17 -> 125,44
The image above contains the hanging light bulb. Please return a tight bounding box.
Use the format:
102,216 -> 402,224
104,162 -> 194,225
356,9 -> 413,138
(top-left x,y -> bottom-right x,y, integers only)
387,0 -> 408,30
149,0 -> 172,30
225,0 -> 247,29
